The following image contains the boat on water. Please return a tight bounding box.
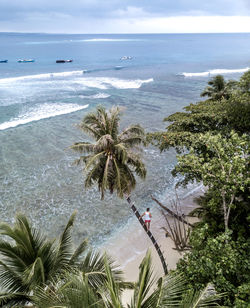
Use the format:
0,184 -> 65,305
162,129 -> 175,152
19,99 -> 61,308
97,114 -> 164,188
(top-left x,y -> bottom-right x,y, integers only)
120,56 -> 133,60
0,60 -> 8,63
18,59 -> 35,63
115,66 -> 123,70
56,59 -> 73,63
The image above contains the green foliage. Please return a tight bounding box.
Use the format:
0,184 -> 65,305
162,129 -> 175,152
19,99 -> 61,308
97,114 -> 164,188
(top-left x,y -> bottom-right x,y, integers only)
174,131 -> 249,231
33,249 -> 223,308
0,214 -> 225,308
100,250 -> 224,308
190,187 -> 250,239
0,212 -> 88,306
238,70 -> 250,93
234,282 -> 250,308
147,71 -> 250,307
147,71 -> 250,153
200,74 -> 236,100
33,271 -> 103,308
71,105 -> 146,199
177,227 -> 250,306
0,213 -> 123,307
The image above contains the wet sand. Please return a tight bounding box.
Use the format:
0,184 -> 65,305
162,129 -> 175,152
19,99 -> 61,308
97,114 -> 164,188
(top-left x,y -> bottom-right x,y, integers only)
100,188 -> 204,303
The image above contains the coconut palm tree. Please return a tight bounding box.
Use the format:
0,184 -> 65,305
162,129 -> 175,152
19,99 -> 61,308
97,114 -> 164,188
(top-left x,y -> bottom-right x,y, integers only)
70,106 -> 168,274
32,272 -> 104,308
200,75 -> 235,100
0,212 -> 122,307
71,106 -> 146,199
32,257 -> 131,308
101,250 -> 223,308
33,250 -> 223,308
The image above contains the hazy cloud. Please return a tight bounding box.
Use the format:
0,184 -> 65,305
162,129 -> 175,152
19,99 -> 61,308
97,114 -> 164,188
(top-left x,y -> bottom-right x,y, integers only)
0,0 -> 249,33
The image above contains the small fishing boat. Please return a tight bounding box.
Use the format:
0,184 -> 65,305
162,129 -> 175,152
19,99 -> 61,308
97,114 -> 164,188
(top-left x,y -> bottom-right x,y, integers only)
115,66 -> 123,70
0,60 -> 8,63
120,56 -> 133,60
56,59 -> 73,63
17,59 -> 35,63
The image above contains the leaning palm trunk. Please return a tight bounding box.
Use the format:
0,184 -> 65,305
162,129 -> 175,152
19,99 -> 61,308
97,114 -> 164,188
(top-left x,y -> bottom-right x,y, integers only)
126,196 -> 168,275
151,195 -> 193,228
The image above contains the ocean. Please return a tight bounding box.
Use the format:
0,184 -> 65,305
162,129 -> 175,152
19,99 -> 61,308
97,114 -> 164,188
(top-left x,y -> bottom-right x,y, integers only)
0,32 -> 249,246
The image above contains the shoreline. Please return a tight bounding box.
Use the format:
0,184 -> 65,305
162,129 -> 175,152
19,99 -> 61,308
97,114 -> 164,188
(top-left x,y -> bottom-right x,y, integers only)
100,187 -> 204,295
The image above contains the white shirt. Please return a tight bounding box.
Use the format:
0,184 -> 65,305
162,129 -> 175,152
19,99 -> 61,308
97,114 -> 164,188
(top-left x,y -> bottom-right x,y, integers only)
144,211 -> 151,220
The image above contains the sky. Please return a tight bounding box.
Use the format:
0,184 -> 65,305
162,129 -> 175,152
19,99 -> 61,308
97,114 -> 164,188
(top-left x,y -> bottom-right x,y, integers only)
0,0 -> 250,34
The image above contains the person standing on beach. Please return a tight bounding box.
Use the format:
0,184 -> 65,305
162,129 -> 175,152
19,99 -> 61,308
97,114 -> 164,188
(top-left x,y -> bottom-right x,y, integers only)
140,208 -> 152,230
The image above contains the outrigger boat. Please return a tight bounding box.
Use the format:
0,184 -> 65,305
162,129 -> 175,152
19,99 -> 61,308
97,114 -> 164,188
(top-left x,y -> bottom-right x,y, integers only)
0,60 -> 8,63
120,56 -> 133,60
17,59 -> 35,63
56,59 -> 73,63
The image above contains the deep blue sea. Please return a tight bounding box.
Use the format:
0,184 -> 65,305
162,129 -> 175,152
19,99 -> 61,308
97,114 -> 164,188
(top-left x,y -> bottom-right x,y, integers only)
0,33 -> 250,245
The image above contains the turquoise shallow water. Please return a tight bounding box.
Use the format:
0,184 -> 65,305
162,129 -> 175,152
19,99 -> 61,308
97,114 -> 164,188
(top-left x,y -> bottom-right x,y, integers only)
0,33 -> 250,245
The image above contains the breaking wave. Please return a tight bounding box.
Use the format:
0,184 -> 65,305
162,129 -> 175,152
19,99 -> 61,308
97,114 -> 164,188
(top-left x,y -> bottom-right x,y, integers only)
0,71 -> 85,83
0,103 -> 89,131
75,77 -> 153,89
0,72 -> 153,90
180,67 -> 250,77
25,38 -> 143,45
79,93 -> 111,99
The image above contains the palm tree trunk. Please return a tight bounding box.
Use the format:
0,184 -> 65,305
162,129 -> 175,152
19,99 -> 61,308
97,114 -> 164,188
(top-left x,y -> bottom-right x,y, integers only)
126,196 -> 168,275
151,195 -> 193,227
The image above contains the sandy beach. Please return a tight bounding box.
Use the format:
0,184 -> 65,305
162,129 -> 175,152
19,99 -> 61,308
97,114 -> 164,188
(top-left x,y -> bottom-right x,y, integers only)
100,187 -> 203,303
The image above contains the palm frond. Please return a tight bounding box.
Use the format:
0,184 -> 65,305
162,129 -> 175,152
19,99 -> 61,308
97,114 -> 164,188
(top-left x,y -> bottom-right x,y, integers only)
141,277 -> 164,308
79,122 -> 103,140
84,162 -> 104,188
33,273 -> 102,308
98,255 -> 123,308
109,106 -> 121,139
119,124 -> 145,139
102,154 -> 111,197
0,260 -> 25,293
70,142 -> 95,153
114,143 -> 128,163
54,212 -> 76,272
0,292 -> 32,307
127,153 -> 147,179
181,284 -> 223,308
119,136 -> 145,148
0,240 -> 27,268
130,250 -> 156,308
113,158 -> 122,197
159,272 -> 187,307
23,257 -> 45,287
84,151 -> 106,170
69,238 -> 88,266
79,250 -> 123,291
95,134 -> 114,152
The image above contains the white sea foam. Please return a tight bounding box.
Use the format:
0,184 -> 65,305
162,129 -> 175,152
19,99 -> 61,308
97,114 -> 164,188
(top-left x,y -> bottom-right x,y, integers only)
25,38 -> 142,45
0,71 -> 85,84
181,67 -> 250,77
0,103 -> 89,130
82,38 -> 141,42
0,73 -> 153,90
76,77 -> 154,89
79,93 -> 111,99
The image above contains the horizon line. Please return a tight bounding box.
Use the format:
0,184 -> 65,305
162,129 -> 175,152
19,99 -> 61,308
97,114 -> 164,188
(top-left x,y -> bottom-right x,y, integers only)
1,31 -> 250,35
